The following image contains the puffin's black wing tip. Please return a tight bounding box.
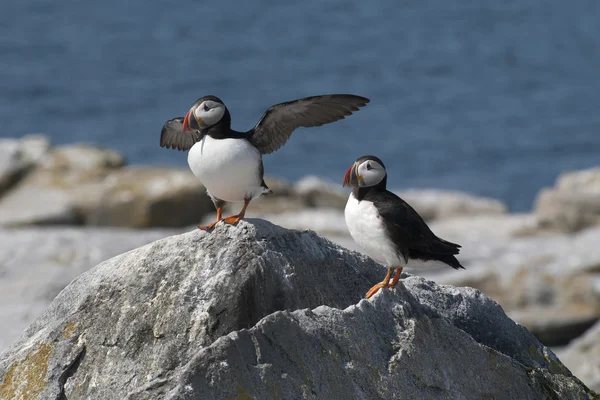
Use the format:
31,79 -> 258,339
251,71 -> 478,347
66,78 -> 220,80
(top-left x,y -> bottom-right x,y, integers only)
351,94 -> 370,105
332,93 -> 370,105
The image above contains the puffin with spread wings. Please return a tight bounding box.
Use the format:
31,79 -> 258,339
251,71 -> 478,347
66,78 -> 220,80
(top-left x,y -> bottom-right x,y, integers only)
160,94 -> 369,230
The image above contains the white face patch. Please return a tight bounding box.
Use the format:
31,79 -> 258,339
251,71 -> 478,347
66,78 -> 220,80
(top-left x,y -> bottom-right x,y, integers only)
193,100 -> 225,128
357,160 -> 386,187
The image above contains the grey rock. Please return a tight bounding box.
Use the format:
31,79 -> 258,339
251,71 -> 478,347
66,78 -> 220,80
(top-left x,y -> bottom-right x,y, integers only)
426,225 -> 600,346
510,306 -> 599,348
293,175 -> 348,209
85,166 -> 214,228
0,145 -> 215,228
396,189 -> 508,221
0,186 -> 78,226
535,167 -> 600,233
428,213 -> 538,240
0,135 -> 51,196
0,226 -> 182,352
0,143 -> 124,227
0,140 -> 21,192
168,285 -> 592,400
249,176 -> 323,214
558,320 -> 600,393
18,135 -> 51,166
39,143 -> 126,172
249,208 -> 348,236
0,220 -> 593,399
240,210 -> 600,347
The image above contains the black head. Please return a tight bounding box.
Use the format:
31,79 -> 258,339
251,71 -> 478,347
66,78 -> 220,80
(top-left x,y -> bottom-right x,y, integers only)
182,95 -> 230,132
342,155 -> 387,189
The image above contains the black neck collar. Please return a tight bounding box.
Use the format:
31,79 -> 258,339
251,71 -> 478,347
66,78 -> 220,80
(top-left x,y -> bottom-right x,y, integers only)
203,111 -> 246,139
352,176 -> 387,201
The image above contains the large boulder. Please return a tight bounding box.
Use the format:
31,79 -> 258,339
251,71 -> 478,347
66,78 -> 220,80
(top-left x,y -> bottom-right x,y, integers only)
535,167 -> 600,233
0,144 -> 124,227
0,220 -> 594,399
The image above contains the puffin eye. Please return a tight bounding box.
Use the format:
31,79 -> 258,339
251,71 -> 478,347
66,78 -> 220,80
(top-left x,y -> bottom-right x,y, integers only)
203,104 -> 210,112
366,163 -> 372,171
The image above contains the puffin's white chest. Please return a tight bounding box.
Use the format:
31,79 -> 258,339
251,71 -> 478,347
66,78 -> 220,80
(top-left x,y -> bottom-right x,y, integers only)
344,194 -> 404,267
187,136 -> 263,202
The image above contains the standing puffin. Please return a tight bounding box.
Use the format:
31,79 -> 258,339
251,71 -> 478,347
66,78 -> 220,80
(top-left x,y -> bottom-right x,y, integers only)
160,94 -> 369,230
342,155 -> 464,299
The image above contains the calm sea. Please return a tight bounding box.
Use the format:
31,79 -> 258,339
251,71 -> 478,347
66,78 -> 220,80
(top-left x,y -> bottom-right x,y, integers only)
2,0 -> 599,211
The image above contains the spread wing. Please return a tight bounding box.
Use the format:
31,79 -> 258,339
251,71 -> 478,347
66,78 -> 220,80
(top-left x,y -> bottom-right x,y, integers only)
247,94 -> 370,155
159,117 -> 203,151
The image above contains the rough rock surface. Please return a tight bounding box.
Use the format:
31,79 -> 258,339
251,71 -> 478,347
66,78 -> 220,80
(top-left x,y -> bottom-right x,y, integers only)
535,167 -> 600,233
0,220 -> 594,399
249,209 -> 600,347
0,226 -> 182,351
558,320 -> 600,393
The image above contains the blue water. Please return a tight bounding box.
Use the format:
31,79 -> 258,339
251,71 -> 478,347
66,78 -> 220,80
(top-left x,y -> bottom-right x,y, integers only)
2,0 -> 600,211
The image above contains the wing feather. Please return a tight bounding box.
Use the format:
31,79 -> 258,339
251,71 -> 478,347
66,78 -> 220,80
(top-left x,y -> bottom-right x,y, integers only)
247,94 -> 369,154
159,117 -> 203,151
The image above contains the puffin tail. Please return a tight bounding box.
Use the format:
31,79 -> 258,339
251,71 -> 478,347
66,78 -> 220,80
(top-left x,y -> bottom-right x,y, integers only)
436,254 -> 465,270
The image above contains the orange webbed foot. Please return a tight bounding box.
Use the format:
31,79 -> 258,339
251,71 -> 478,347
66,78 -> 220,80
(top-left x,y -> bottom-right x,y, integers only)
219,199 -> 249,226
221,215 -> 243,225
366,283 -> 387,299
197,220 -> 220,231
198,207 -> 223,231
386,267 -> 403,288
365,268 -> 393,299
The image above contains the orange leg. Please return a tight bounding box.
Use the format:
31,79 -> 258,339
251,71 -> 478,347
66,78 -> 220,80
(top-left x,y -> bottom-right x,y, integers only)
366,268 -> 393,299
198,207 -> 222,231
222,199 -> 250,225
387,267 -> 403,288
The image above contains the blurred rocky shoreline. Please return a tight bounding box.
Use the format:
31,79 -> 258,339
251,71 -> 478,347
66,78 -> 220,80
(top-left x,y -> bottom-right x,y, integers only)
1,134 -> 600,391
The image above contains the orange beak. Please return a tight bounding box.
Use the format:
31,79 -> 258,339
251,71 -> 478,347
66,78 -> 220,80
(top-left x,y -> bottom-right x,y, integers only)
343,163 -> 363,187
342,164 -> 354,187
